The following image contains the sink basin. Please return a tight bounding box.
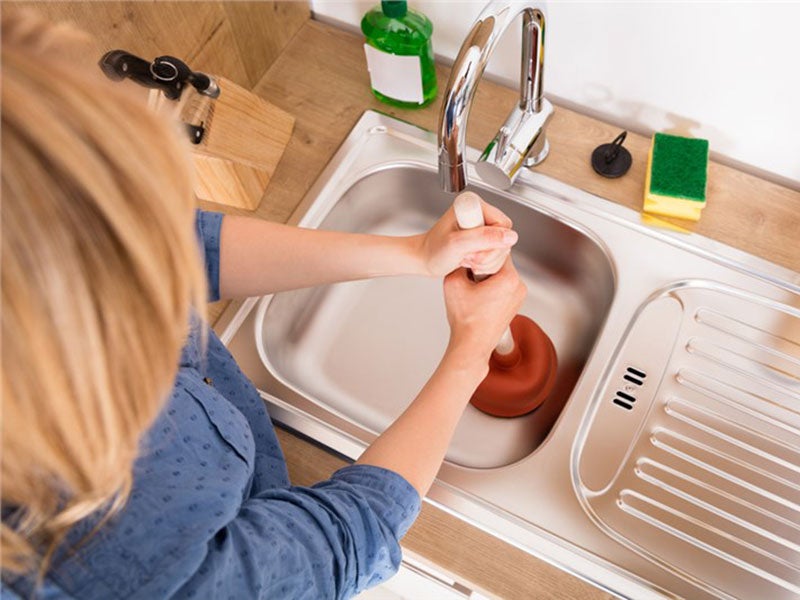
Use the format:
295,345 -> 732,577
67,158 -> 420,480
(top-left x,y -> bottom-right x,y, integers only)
220,111 -> 800,599
256,166 -> 614,468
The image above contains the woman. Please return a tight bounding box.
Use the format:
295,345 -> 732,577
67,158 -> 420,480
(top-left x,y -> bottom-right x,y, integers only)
1,12 -> 525,599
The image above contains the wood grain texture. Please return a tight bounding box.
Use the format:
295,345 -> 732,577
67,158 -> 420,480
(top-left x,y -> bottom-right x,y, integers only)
187,76 -> 294,209
5,2 -> 303,213
223,1 -> 309,86
3,1 -> 307,92
252,20 -> 800,272
193,77 -> 294,169
5,2 -> 250,86
192,155 -> 271,210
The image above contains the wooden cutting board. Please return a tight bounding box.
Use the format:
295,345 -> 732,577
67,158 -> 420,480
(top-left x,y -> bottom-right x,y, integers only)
181,76 -> 294,210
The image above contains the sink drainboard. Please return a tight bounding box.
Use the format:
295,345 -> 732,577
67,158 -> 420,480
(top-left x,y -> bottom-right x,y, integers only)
576,281 -> 800,599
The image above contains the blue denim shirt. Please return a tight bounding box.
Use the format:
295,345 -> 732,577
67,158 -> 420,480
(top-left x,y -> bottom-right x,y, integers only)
3,211 -> 421,599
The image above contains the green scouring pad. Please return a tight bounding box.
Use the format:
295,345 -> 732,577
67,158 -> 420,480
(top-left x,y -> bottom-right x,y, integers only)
643,132 -> 709,221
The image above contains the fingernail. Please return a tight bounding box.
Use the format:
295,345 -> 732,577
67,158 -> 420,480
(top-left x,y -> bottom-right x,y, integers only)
502,230 -> 518,245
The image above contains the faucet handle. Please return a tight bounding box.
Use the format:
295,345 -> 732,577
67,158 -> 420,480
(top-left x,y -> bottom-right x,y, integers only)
495,126 -> 512,158
476,98 -> 554,190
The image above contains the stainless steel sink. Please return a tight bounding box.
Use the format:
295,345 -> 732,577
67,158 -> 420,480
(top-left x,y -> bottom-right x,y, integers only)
256,165 -> 614,469
219,111 -> 800,599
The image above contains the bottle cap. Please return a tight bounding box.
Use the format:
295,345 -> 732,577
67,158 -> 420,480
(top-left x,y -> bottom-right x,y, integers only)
381,1 -> 407,18
591,131 -> 632,178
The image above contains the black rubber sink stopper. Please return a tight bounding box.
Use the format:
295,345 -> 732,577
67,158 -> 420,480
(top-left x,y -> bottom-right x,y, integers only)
592,131 -> 632,178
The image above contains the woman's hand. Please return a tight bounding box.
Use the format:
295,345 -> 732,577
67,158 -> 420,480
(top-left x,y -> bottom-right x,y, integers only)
415,198 -> 518,277
443,256 -> 527,370
357,256 -> 526,497
218,198 -> 518,298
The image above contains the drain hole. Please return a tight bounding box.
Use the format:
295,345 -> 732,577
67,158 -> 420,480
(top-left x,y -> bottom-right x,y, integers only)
613,389 -> 636,410
612,367 -> 645,410
617,390 -> 636,403
623,374 -> 644,386
626,366 -> 647,379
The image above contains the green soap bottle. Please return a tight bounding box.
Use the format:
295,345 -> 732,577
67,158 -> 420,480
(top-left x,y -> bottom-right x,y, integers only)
361,0 -> 437,108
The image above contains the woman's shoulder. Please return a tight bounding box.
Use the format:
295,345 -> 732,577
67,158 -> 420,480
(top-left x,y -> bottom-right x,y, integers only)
139,368 -> 257,478
38,370 -> 258,599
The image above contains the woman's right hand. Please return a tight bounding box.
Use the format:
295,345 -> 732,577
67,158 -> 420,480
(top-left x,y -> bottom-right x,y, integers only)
356,256 -> 526,496
442,256 -> 527,371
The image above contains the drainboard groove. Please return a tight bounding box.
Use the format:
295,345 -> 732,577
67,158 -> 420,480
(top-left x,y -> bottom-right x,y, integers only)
686,338 -> 800,393
635,457 -> 800,538
677,368 -> 800,433
682,341 -> 800,408
634,459 -> 800,554
666,391 -> 800,458
664,397 -> 800,475
695,307 -> 800,357
577,278 -> 800,597
687,334 -> 800,383
650,429 -> 800,514
618,489 -> 800,596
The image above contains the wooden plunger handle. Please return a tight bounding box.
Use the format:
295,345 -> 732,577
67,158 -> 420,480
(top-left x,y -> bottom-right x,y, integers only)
453,192 -> 516,356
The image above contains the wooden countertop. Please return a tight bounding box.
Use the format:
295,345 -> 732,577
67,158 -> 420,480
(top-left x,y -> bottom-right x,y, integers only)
208,19 -> 800,599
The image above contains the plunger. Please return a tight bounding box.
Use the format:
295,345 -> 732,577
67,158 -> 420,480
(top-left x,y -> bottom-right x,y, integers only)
453,192 -> 558,418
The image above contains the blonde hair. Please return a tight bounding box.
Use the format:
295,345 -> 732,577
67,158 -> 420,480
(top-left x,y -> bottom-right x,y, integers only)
1,11 -> 207,575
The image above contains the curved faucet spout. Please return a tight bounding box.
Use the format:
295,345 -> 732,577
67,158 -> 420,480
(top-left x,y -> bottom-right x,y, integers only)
438,1 -> 552,193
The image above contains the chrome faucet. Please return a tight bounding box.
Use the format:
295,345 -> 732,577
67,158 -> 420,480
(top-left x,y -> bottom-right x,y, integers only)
438,1 -> 553,192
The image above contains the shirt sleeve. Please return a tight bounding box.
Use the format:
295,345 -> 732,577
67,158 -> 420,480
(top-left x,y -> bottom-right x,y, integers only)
173,464 -> 421,600
195,209 -> 224,302
45,379 -> 422,600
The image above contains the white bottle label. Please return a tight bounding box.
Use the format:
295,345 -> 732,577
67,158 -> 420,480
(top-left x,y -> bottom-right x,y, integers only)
364,44 -> 424,104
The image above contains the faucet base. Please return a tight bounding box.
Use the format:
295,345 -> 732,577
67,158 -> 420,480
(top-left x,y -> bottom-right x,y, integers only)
475,98 -> 554,190
524,137 -> 550,167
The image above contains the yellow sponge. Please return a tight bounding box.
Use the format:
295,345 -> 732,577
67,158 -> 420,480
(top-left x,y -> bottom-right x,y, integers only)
643,132 -> 709,221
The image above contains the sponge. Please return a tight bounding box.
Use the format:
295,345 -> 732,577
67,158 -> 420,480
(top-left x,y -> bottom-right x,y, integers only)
643,132 -> 709,221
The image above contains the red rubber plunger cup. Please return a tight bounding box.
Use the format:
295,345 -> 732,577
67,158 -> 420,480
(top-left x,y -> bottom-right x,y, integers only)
452,192 -> 558,418
471,314 -> 557,417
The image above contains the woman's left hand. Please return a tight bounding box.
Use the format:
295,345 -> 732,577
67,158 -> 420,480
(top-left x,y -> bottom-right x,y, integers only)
415,197 -> 518,277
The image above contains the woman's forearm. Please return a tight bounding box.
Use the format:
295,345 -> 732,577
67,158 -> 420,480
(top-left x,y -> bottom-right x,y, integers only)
218,215 -> 426,298
355,342 -> 488,497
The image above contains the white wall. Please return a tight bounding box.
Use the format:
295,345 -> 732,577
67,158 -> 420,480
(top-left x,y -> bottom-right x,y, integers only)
310,1 -> 800,189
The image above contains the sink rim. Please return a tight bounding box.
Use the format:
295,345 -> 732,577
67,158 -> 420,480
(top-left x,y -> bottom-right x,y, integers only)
253,162 -> 618,470
572,278 -> 800,599
218,110 -> 800,600
299,114 -> 799,293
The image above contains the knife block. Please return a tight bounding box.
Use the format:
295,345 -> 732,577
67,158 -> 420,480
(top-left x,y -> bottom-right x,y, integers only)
179,77 -> 294,210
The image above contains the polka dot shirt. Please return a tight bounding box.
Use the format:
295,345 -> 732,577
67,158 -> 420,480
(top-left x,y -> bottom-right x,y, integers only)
3,211 -> 421,600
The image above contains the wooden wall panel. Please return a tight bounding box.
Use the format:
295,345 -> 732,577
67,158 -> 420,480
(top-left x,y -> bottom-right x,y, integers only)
224,2 -> 310,85
3,1 -> 309,89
